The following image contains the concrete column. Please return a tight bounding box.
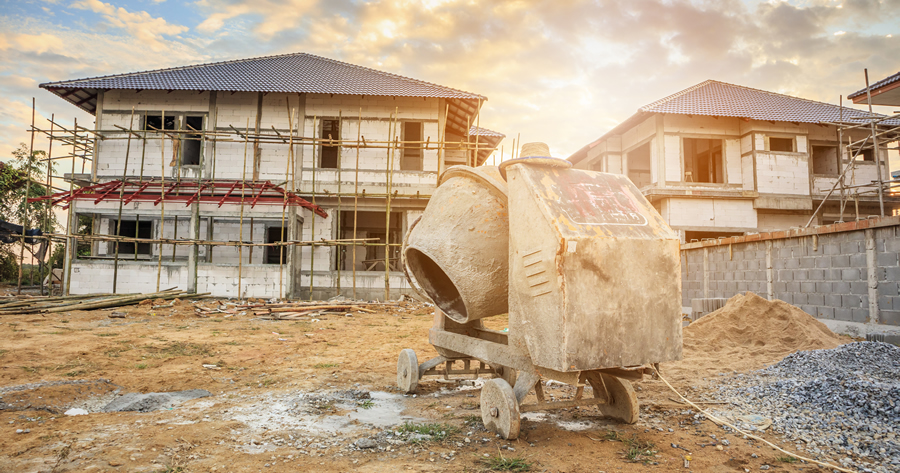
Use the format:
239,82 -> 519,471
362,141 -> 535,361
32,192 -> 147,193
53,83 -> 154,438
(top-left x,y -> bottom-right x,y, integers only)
287,208 -> 298,299
765,240 -> 774,300
703,248 -> 709,298
187,203 -> 200,293
63,203 -> 77,296
865,229 -> 879,323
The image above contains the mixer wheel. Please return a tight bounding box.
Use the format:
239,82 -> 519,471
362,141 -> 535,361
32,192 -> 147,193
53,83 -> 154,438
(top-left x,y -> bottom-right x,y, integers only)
480,378 -> 521,440
397,349 -> 419,394
594,373 -> 639,424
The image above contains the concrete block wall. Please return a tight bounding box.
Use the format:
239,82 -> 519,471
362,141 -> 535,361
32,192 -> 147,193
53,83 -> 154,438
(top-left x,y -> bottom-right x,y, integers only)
681,216 -> 900,329
755,153 -> 810,195
198,264 -> 287,298
69,261 -> 188,295
663,197 -> 757,230
96,91 -> 449,188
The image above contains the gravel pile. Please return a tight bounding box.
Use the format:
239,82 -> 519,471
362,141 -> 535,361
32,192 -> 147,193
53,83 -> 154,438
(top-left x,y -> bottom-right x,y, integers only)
710,341 -> 900,473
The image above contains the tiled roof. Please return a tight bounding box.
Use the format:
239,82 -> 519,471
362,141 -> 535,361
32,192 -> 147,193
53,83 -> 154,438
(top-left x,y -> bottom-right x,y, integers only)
641,80 -> 888,124
40,52 -> 486,114
848,71 -> 900,100
469,126 -> 505,138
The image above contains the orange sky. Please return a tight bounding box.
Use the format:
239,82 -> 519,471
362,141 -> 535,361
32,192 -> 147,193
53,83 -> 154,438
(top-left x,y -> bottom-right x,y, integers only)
1,0 -> 898,169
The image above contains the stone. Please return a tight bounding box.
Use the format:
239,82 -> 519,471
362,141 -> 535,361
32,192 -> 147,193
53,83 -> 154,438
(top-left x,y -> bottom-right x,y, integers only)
355,438 -> 377,449
102,389 -> 212,413
65,408 -> 89,416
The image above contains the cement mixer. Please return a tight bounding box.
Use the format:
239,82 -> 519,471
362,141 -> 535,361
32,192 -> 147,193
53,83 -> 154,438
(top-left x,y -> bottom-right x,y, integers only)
398,143 -> 682,439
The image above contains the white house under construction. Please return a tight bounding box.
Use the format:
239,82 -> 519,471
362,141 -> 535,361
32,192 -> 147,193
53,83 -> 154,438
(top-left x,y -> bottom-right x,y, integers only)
39,53 -> 503,300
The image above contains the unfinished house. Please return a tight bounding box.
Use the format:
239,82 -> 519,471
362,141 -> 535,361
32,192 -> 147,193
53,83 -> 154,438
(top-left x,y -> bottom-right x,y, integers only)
39,53 -> 502,299
569,80 -> 900,242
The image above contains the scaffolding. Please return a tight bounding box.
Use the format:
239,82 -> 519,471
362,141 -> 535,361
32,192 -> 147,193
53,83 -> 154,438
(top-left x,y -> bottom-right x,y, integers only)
15,101 -> 508,301
806,70 -> 900,227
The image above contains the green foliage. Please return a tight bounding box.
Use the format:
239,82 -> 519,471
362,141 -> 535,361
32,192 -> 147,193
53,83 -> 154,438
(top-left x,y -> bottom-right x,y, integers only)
0,143 -> 56,231
777,456 -> 799,463
479,453 -> 532,472
396,422 -> 459,443
0,143 -> 59,281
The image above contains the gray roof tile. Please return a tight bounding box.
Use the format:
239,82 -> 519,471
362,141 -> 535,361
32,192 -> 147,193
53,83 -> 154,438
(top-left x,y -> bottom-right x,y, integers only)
40,52 -> 485,114
848,71 -> 900,100
642,80 -> 895,124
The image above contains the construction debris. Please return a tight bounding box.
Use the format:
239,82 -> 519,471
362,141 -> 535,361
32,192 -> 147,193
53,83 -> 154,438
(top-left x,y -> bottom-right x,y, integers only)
0,289 -> 209,316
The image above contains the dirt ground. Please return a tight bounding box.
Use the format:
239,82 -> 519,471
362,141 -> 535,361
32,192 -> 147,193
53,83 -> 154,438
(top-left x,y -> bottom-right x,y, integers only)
0,294 -> 848,473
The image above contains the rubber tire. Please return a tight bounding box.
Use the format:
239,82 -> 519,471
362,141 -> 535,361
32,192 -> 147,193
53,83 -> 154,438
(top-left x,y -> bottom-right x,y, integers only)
397,349 -> 419,394
480,378 -> 521,440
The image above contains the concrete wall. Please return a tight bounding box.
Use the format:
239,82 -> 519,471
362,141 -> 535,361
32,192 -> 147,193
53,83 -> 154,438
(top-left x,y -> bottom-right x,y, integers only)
681,216 -> 900,334
96,91 -> 445,192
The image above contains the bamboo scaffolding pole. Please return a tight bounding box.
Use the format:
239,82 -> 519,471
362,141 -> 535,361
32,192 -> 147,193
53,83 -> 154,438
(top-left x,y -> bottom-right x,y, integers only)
474,99 -> 482,166
239,118 -> 250,300
352,107 -> 361,299
863,69 -> 885,217
42,114 -> 55,295
17,98 -> 36,295
278,107 -> 294,300
63,117 -> 78,297
384,109 -> 396,301
336,110 -> 343,297
156,110 -> 166,292
838,96 -> 847,222
112,108 -> 136,293
309,115 -> 318,301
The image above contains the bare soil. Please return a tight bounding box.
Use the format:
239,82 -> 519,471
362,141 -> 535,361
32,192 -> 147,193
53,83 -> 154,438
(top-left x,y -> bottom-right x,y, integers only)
0,292 -> 853,472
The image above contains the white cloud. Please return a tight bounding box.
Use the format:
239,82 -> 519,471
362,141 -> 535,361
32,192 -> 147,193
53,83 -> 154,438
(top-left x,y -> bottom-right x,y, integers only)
2,0 -> 899,163
70,0 -> 188,52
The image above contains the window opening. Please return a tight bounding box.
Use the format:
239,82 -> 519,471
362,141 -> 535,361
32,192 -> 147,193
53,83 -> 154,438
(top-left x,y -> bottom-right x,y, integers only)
113,220 -> 152,255
144,114 -> 176,131
337,211 -> 402,271
857,148 -> 875,162
683,138 -> 724,183
320,119 -> 340,168
812,145 -> 839,175
401,121 -> 423,171
264,227 -> 286,264
627,142 -> 651,188
769,137 -> 794,152
181,116 -> 203,166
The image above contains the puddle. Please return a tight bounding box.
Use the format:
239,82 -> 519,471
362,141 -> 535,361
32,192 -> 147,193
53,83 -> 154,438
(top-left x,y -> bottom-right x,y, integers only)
228,390 -> 422,437
522,412 -> 607,432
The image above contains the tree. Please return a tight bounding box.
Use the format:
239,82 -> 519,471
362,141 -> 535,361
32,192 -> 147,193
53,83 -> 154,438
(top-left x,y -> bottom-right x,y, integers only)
0,143 -> 57,282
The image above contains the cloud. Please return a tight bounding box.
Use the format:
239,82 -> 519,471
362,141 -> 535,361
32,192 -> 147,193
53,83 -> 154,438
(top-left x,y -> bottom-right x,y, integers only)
2,0 -> 899,164
70,0 -> 188,52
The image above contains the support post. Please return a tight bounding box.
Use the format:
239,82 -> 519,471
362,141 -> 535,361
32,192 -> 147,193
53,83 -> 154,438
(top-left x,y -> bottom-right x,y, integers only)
765,240 -> 774,301
187,201 -> 199,293
865,229 -> 879,324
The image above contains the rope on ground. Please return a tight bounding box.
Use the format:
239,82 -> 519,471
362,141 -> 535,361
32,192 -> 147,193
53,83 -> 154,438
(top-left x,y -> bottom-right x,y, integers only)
651,366 -> 857,473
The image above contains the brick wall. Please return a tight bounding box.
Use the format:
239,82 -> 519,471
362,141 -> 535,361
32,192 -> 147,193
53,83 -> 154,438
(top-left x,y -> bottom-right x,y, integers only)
681,216 -> 900,327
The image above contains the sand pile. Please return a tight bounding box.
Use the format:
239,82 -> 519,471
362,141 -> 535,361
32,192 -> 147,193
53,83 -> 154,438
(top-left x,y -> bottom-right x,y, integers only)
669,292 -> 847,379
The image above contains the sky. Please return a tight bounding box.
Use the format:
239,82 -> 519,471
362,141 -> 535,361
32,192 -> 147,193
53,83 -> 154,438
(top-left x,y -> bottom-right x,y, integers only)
1,0 -> 899,167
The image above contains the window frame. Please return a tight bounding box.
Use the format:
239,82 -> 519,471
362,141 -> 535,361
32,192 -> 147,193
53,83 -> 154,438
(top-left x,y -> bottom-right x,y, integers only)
400,121 -> 424,171
263,225 -> 287,265
142,112 -> 206,167
810,142 -> 840,176
319,118 -> 340,169
681,137 -> 725,184
766,136 -> 796,153
110,219 -> 153,256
